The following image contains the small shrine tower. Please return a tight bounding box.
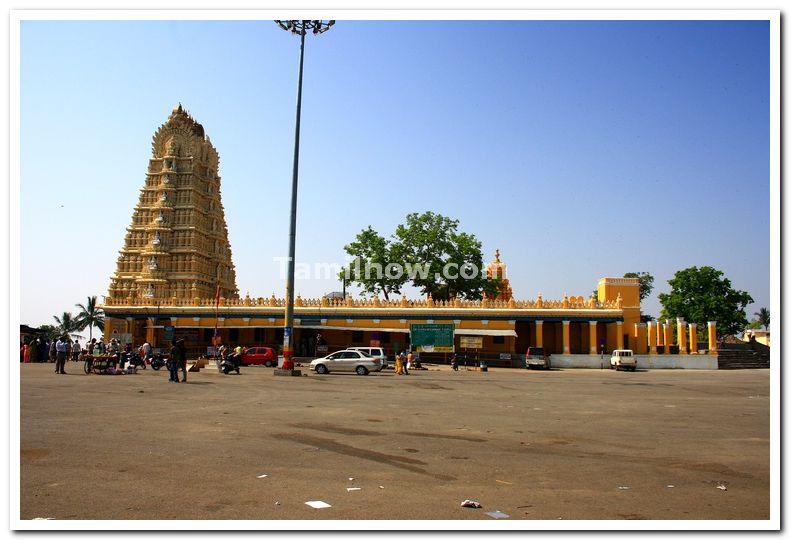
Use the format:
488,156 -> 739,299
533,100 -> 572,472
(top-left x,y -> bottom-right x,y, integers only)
486,249 -> 513,301
107,105 -> 238,302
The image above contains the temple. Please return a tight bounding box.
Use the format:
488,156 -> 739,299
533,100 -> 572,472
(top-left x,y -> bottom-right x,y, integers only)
107,105 -> 238,303
101,107 -> 718,368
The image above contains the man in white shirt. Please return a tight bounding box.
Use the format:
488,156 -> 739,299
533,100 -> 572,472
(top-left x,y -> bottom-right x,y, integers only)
71,339 -> 81,362
55,336 -> 70,374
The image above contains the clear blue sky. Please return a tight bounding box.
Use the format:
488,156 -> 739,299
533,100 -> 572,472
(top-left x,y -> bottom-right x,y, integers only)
18,18 -> 771,330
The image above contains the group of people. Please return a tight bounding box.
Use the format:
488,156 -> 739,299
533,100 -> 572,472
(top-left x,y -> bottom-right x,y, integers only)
21,334 -> 192,382
20,335 -> 87,373
394,350 -> 422,375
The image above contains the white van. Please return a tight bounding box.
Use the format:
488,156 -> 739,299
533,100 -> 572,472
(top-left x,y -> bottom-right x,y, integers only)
348,347 -> 389,369
610,349 -> 636,371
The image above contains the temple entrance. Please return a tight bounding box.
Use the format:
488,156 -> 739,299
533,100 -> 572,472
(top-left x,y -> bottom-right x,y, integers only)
515,321 -> 532,353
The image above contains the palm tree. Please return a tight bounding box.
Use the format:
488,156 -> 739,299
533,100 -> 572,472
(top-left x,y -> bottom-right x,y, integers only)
754,307 -> 770,331
74,295 -> 105,342
53,312 -> 78,337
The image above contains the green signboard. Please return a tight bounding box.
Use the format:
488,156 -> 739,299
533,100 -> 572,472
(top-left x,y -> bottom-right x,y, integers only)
410,324 -> 455,353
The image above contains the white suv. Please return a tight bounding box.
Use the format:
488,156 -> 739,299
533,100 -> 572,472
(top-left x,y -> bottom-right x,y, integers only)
348,347 -> 389,369
610,349 -> 637,371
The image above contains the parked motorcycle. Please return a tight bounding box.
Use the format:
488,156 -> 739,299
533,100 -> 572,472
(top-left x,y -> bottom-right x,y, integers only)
218,353 -> 241,375
148,353 -> 168,371
123,352 -> 146,370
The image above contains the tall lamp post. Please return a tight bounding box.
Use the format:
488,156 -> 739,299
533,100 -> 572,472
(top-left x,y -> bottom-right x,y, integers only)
275,20 -> 335,375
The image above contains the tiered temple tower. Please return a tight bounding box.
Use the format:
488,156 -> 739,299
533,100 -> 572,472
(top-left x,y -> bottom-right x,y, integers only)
107,105 -> 238,303
486,248 -> 513,301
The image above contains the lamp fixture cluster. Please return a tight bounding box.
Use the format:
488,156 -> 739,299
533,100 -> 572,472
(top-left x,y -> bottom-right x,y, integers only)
275,20 -> 336,35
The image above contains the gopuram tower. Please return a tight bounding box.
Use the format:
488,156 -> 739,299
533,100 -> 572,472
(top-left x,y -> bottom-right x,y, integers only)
107,105 -> 238,303
486,249 -> 513,301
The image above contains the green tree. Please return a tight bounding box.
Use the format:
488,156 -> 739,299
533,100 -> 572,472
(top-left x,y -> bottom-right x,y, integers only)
623,271 -> 655,302
483,276 -> 503,299
751,307 -> 770,331
392,212 -> 486,301
53,312 -> 78,336
35,324 -> 62,341
74,295 -> 105,342
341,212 -> 489,302
658,266 -> 753,339
339,227 -> 406,300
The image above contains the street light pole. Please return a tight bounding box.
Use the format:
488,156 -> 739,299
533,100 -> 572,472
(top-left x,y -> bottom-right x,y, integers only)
275,20 -> 335,375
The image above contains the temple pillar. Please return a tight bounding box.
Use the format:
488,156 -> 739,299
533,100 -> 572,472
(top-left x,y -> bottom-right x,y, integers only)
689,323 -> 698,354
647,320 -> 657,354
535,320 -> 543,348
616,321 -> 624,350
708,321 -> 718,354
677,318 -> 687,354
562,321 -> 570,354
656,319 -> 664,349
588,321 -> 598,354
663,320 -> 673,353
634,323 -> 647,354
145,317 -> 156,346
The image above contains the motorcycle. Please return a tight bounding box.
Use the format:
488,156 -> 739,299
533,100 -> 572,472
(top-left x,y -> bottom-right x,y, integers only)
218,353 -> 241,375
148,353 -> 169,371
123,351 -> 146,370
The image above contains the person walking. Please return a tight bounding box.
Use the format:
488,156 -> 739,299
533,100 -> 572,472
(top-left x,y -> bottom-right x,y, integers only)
23,342 -> 31,363
402,350 -> 410,375
71,339 -> 81,362
394,351 -> 404,375
168,340 -> 181,383
177,339 -> 188,383
55,335 -> 70,374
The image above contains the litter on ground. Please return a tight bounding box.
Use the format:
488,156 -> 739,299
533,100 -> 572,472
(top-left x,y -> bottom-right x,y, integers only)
461,500 -> 482,508
495,480 -> 513,485
346,487 -> 361,492
618,486 -> 630,490
717,484 -> 728,491
305,501 -> 332,509
256,474 -> 268,478
486,511 -> 510,519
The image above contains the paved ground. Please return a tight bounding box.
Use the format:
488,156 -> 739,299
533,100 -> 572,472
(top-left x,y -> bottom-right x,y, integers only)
18,362 -> 770,522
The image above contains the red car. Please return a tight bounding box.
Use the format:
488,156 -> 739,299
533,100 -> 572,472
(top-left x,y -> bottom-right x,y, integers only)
241,346 -> 277,367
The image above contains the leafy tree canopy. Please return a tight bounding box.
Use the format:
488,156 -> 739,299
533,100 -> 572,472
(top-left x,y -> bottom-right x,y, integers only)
339,227 -> 404,301
658,266 -> 753,338
341,212 -> 491,301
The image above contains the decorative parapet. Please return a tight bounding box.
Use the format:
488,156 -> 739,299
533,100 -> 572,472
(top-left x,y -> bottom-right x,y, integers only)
103,293 -> 624,311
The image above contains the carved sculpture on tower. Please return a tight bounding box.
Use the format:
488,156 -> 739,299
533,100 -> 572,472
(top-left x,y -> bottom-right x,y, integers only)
486,248 -> 514,301
107,105 -> 239,302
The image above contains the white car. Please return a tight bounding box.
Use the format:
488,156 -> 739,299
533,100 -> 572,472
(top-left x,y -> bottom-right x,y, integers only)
610,349 -> 637,371
347,346 -> 389,369
309,350 -> 383,376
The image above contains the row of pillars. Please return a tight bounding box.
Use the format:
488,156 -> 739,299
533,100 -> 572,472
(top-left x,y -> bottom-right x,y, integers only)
533,319 -> 718,356
643,318 -> 717,355
532,320 -> 619,355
